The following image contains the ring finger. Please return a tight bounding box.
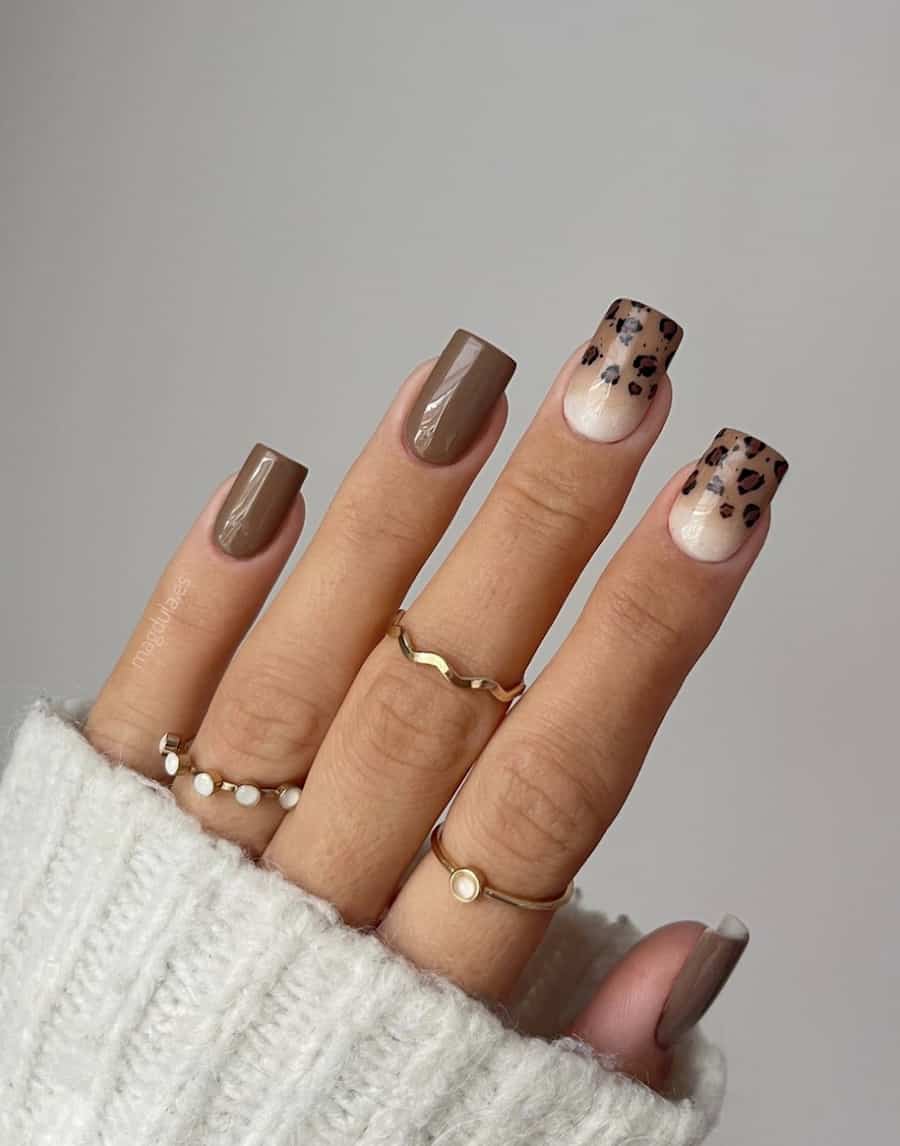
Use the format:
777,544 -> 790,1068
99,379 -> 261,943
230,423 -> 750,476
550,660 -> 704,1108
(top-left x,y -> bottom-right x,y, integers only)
381,430 -> 788,998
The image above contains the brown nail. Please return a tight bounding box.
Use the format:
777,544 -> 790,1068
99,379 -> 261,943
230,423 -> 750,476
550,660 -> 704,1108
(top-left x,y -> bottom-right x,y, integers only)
214,443 -> 308,558
405,329 -> 516,465
655,915 -> 749,1050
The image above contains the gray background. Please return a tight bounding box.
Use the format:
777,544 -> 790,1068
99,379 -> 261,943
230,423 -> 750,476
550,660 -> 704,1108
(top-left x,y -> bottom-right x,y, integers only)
2,2 -> 898,1141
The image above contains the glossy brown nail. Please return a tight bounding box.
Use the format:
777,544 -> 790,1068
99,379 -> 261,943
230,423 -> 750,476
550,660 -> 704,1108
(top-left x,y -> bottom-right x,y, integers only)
656,915 -> 749,1050
405,329 -> 516,465
214,443 -> 308,558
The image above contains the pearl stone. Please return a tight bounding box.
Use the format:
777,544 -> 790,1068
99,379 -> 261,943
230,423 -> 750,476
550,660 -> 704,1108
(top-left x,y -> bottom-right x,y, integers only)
235,784 -> 261,808
192,772 -> 216,797
449,869 -> 481,903
278,785 -> 301,810
164,752 -> 181,777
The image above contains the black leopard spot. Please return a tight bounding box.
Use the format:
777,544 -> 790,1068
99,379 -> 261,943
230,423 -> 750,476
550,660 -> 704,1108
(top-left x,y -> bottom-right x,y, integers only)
706,475 -> 725,495
720,503 -> 734,518
629,299 -> 649,311
633,354 -> 658,377
737,467 -> 765,495
659,316 -> 679,341
647,381 -> 658,400
714,428 -> 727,440
681,469 -> 699,495
601,365 -> 620,385
742,436 -> 766,458
628,381 -> 643,395
773,459 -> 789,483
616,316 -> 643,345
704,445 -> 729,466
743,504 -> 761,527
581,345 -> 600,366
604,300 -> 621,321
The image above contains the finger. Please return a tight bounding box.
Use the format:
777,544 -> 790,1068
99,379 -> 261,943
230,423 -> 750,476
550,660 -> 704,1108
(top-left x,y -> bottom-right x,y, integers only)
85,444 -> 307,777
381,429 -> 787,996
179,332 -> 513,851
265,299 -> 683,922
569,916 -> 748,1090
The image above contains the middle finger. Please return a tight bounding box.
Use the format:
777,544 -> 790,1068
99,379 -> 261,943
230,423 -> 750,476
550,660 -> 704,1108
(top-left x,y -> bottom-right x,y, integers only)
265,298 -> 683,924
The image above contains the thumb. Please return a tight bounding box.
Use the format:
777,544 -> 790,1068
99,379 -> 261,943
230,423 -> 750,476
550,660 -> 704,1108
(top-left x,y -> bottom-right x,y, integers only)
568,916 -> 748,1091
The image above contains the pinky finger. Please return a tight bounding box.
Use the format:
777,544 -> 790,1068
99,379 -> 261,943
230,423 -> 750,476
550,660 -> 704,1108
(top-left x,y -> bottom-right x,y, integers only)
569,916 -> 749,1091
85,444 -> 307,777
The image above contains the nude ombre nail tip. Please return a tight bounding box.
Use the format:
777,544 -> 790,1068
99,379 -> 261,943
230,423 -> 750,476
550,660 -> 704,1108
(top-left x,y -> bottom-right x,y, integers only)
669,428 -> 789,562
405,329 -> 516,465
563,298 -> 683,443
214,443 -> 308,559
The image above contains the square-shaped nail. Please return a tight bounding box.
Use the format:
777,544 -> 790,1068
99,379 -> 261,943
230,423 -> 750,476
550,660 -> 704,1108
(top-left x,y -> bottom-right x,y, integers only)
405,330 -> 516,465
669,429 -> 789,561
563,298 -> 683,442
214,444 -> 308,558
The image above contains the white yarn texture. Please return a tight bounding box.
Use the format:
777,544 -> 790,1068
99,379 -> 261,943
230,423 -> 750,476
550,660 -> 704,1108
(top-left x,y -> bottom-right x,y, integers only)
0,700 -> 726,1145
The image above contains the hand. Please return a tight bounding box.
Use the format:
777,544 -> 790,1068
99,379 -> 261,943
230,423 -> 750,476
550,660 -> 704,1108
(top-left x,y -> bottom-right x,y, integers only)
85,301 -> 786,1091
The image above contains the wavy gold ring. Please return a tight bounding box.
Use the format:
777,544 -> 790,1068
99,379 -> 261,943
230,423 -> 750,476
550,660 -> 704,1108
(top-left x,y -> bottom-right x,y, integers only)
387,609 -> 525,704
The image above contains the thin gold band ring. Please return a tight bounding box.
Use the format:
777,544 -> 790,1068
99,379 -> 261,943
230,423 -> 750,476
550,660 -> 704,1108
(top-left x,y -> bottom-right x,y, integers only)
387,609 -> 525,704
429,822 -> 575,911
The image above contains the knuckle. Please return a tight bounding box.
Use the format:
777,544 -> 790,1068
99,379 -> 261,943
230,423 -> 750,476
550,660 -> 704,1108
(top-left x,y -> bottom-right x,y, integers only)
494,461 -> 596,551
209,655 -> 328,771
349,659 -> 481,785
474,730 -> 601,867
601,574 -> 685,655
334,486 -> 423,555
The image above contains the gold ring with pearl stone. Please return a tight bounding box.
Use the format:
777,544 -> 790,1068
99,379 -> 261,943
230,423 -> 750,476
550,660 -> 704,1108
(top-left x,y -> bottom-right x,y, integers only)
429,822 -> 575,911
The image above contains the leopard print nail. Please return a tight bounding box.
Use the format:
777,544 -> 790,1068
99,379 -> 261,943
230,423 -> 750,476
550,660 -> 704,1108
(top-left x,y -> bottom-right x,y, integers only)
669,428 -> 789,562
563,298 -> 683,443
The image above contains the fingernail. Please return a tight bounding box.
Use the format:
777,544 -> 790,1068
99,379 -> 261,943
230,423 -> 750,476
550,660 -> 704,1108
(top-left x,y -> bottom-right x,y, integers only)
405,329 -> 516,465
563,298 -> 683,443
214,443 -> 308,558
669,428 -> 789,562
655,914 -> 749,1050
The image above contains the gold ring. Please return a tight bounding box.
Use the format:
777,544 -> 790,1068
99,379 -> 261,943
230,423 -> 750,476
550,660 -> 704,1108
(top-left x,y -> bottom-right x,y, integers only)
429,822 -> 574,911
158,733 -> 303,811
387,609 -> 525,704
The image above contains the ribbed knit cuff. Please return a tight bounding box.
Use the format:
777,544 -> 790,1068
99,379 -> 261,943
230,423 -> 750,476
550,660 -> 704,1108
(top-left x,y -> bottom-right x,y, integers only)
0,700 -> 725,1145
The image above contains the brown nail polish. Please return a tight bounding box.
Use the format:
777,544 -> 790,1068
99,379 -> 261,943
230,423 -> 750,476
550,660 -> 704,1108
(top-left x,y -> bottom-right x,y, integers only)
656,915 -> 749,1050
669,429 -> 789,562
405,329 -> 516,465
563,298 -> 683,443
214,443 -> 307,558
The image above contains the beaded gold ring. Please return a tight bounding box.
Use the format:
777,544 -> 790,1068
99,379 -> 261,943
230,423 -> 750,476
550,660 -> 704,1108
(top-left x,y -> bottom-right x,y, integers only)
158,733 -> 302,811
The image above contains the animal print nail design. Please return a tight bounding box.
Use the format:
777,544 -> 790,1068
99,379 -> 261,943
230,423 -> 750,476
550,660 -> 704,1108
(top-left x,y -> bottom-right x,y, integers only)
669,428 -> 789,562
563,298 -> 683,442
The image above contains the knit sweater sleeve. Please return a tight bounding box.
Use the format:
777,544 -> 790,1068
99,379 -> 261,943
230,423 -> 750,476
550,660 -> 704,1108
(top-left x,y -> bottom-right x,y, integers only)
0,699 -> 726,1146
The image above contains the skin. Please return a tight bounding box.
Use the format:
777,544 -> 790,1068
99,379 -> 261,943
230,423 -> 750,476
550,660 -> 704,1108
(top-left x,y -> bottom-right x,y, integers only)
86,333 -> 774,1091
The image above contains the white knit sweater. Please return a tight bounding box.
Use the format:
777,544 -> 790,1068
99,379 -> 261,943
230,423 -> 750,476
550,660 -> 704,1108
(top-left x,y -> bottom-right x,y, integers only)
0,700 -> 726,1145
